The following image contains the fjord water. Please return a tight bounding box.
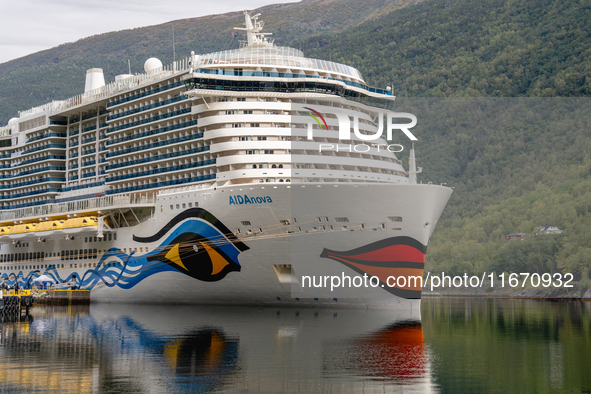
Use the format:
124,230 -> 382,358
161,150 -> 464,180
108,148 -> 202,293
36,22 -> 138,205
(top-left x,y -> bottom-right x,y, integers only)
0,299 -> 589,393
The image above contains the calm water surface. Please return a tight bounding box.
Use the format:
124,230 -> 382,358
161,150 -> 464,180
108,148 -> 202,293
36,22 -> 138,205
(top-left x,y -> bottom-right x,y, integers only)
0,298 -> 589,393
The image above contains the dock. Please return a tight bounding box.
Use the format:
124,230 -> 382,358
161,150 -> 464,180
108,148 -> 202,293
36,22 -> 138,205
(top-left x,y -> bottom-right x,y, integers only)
34,289 -> 91,305
1,290 -> 35,318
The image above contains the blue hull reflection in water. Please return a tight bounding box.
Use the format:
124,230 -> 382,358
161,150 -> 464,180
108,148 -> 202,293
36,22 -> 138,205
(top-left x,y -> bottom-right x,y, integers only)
4,299 -> 588,393
0,304 -> 426,393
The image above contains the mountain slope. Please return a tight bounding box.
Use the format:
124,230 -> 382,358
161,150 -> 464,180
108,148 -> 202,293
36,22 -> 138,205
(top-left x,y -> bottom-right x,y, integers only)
391,98 -> 591,279
302,0 -> 591,98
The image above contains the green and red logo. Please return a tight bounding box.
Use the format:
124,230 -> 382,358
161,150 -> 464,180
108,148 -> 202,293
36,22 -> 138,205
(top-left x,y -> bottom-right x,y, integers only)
304,107 -> 328,131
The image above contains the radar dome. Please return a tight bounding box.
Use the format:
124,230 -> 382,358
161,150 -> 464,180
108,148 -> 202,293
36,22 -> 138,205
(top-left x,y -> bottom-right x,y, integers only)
144,57 -> 163,73
8,117 -> 18,125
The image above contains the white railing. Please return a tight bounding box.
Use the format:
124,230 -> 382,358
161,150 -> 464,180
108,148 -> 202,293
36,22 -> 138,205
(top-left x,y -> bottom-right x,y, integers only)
17,57 -> 193,119
0,125 -> 12,138
0,192 -> 156,221
194,46 -> 364,81
14,43 -> 366,121
157,182 -> 213,196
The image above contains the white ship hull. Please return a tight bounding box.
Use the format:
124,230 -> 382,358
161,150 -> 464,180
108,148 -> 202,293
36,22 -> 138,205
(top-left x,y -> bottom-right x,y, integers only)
0,182 -> 451,308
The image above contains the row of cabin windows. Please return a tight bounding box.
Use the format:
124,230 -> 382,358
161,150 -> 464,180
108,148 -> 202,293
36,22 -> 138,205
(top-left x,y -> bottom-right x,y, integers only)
0,262 -> 115,271
240,216 -> 399,228
238,136 -> 265,141
0,249 -> 100,263
246,150 -> 274,154
169,202 -> 198,210
0,264 -> 63,271
253,164 -> 283,168
1,252 -> 45,263
85,233 -> 116,242
61,249 -> 99,260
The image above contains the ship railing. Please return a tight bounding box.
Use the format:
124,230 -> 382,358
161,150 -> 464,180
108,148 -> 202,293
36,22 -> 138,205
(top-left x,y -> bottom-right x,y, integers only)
0,193 -> 156,221
193,46 -> 364,81
0,125 -> 13,137
13,44 -> 367,121
16,57 -> 193,120
158,182 -> 211,196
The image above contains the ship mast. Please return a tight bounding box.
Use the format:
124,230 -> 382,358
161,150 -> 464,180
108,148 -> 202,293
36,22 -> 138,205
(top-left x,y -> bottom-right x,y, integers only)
408,143 -> 423,184
233,11 -> 274,47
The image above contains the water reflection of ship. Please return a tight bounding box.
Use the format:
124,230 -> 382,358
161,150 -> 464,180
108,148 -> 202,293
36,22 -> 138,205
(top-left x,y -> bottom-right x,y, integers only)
0,306 -> 240,393
0,305 -> 431,393
322,320 -> 429,382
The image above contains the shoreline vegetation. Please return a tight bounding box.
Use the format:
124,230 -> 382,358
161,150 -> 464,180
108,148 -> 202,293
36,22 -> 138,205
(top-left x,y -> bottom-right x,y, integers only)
423,280 -> 591,300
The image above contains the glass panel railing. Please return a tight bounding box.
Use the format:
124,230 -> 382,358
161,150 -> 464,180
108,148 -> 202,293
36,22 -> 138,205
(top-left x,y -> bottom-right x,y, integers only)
107,95 -> 188,121
11,155 -> 65,168
23,144 -> 66,155
3,199 -> 56,210
2,188 -> 61,200
0,177 -> 66,190
106,132 -> 204,158
106,158 -> 215,182
107,108 -> 191,133
106,146 -> 209,170
60,181 -> 105,193
106,174 -> 215,195
1,166 -> 66,180
81,125 -> 97,133
26,132 -> 67,143
185,77 -> 394,110
106,120 -> 198,146
106,81 -> 185,108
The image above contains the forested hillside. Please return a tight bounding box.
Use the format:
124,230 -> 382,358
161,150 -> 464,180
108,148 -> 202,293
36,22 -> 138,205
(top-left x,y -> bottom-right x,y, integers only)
391,98 -> 591,281
302,0 -> 591,97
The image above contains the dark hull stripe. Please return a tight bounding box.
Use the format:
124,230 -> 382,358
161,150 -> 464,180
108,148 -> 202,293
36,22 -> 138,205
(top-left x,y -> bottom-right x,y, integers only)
324,236 -> 427,256
133,208 -> 249,252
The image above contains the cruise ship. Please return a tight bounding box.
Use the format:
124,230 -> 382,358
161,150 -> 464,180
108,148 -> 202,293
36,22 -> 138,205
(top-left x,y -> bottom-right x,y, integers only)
0,12 -> 452,308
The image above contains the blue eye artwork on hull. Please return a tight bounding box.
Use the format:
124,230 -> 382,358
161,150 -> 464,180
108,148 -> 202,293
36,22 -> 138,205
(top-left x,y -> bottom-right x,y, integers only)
0,208 -> 249,290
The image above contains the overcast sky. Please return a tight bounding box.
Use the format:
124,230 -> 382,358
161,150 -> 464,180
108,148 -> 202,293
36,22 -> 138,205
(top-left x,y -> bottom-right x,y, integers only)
0,0 -> 298,64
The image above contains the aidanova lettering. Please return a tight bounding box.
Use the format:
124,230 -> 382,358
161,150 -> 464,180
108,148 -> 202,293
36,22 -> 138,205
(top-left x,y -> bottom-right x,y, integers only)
229,195 -> 273,205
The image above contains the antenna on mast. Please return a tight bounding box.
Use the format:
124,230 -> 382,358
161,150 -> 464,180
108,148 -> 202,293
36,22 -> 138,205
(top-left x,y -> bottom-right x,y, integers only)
172,24 -> 176,64
128,59 -> 131,74
233,10 -> 274,48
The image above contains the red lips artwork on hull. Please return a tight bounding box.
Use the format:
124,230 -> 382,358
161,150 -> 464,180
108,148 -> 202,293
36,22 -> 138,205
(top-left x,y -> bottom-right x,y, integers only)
320,237 -> 427,299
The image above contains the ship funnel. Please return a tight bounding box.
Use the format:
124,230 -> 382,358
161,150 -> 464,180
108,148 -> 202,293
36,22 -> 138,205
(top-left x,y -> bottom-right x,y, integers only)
84,68 -> 106,93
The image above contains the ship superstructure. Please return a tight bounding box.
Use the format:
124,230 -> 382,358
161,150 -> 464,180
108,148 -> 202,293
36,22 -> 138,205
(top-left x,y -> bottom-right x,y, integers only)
0,12 -> 452,307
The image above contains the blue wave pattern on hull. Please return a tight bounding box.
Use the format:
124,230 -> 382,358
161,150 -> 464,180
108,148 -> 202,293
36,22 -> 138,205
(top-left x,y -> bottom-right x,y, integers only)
0,218 -> 245,289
